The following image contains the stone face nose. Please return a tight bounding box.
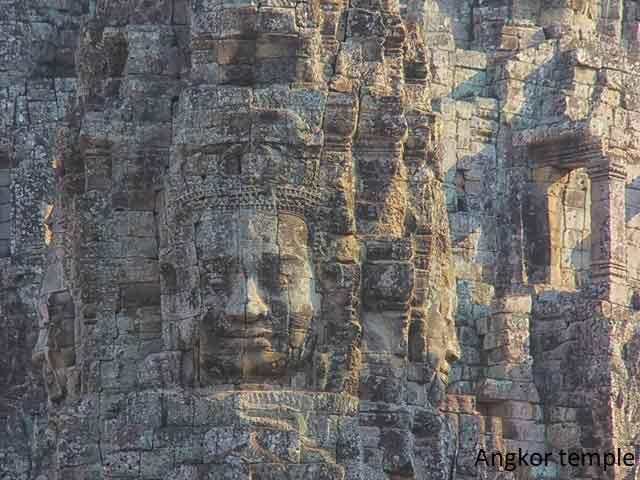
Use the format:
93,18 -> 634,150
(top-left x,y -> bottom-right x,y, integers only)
244,275 -> 269,322
224,273 -> 269,324
446,324 -> 462,365
446,343 -> 461,365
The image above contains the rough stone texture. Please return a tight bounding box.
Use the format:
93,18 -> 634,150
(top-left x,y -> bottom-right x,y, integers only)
3,1 -> 640,479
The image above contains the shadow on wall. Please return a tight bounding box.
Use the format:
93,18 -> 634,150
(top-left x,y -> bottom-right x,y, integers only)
525,167 -> 592,289
626,176 -> 640,223
434,12 -> 625,473
625,175 -> 640,284
426,2 -> 640,478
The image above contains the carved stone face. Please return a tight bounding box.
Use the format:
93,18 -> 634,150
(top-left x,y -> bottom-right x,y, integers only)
33,290 -> 77,402
169,85 -> 324,386
196,210 -> 316,383
426,309 -> 461,405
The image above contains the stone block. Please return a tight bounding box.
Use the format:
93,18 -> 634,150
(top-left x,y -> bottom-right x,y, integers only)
477,379 -> 540,403
203,427 -> 301,464
362,261 -> 414,305
102,420 -> 154,453
501,419 -> 545,442
285,464 -> 347,479
221,6 -> 258,38
140,448 -> 174,478
127,391 -> 163,427
255,34 -> 300,58
359,426 -> 381,448
103,451 -> 141,477
165,391 -> 195,426
0,187 -> 10,204
492,294 -> 532,314
173,0 -> 189,24
488,313 -> 529,332
486,401 -> 542,421
546,422 -> 581,449
0,221 -> 10,240
58,464 -> 103,480
137,351 -> 182,388
443,395 -> 477,415
164,465 -> 198,480
361,309 -> 410,357
455,49 -> 487,70
483,329 -> 529,351
358,370 -> 405,403
380,429 -> 414,476
154,427 -> 204,464
257,8 -> 297,34
216,39 -> 256,64
547,406 -> 577,423
128,211 -> 156,237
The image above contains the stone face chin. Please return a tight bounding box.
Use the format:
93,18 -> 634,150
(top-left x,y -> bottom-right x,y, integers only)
5,1 -> 640,479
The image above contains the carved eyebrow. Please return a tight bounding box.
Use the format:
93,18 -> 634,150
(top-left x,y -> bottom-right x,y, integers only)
277,252 -> 308,263
203,256 -> 238,269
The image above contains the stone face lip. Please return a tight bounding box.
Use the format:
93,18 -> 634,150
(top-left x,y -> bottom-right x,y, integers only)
4,1 -> 640,479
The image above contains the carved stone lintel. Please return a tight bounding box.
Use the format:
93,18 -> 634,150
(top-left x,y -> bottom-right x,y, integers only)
587,154 -> 626,181
528,133 -> 603,169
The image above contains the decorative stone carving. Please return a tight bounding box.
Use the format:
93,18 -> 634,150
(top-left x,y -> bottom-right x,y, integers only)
160,84 -> 330,388
6,0 -> 640,478
33,243 -> 79,403
588,154 -> 627,283
159,390 -> 361,479
194,210 -> 317,383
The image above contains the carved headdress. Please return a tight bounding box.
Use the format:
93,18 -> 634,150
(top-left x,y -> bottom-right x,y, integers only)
168,85 -> 324,218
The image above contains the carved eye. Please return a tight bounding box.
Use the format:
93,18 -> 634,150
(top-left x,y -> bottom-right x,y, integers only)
271,299 -> 288,317
258,254 -> 279,291
222,145 -> 244,175
207,272 -> 226,291
279,272 -> 290,286
201,258 -> 234,293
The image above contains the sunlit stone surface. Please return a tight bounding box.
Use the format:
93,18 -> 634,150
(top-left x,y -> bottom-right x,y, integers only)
3,1 -> 640,479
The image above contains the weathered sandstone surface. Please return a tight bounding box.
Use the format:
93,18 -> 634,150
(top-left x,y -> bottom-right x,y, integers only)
2,1 -> 640,479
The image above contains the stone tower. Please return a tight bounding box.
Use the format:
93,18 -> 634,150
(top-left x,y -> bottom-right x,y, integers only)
3,1 -> 640,480
25,0 -> 459,478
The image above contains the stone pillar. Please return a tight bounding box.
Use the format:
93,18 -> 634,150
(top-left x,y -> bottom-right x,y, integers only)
588,154 -> 627,301
477,293 -> 547,478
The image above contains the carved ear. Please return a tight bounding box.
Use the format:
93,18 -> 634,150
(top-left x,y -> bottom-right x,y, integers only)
302,327 -> 318,363
286,325 -> 316,372
312,351 -> 331,391
43,361 -> 66,402
408,314 -> 428,363
33,299 -> 50,367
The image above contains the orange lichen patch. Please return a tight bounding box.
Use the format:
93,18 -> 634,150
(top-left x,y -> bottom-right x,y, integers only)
44,204 -> 54,245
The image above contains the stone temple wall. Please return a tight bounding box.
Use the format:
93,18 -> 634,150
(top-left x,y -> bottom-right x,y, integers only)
3,1 -> 640,480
